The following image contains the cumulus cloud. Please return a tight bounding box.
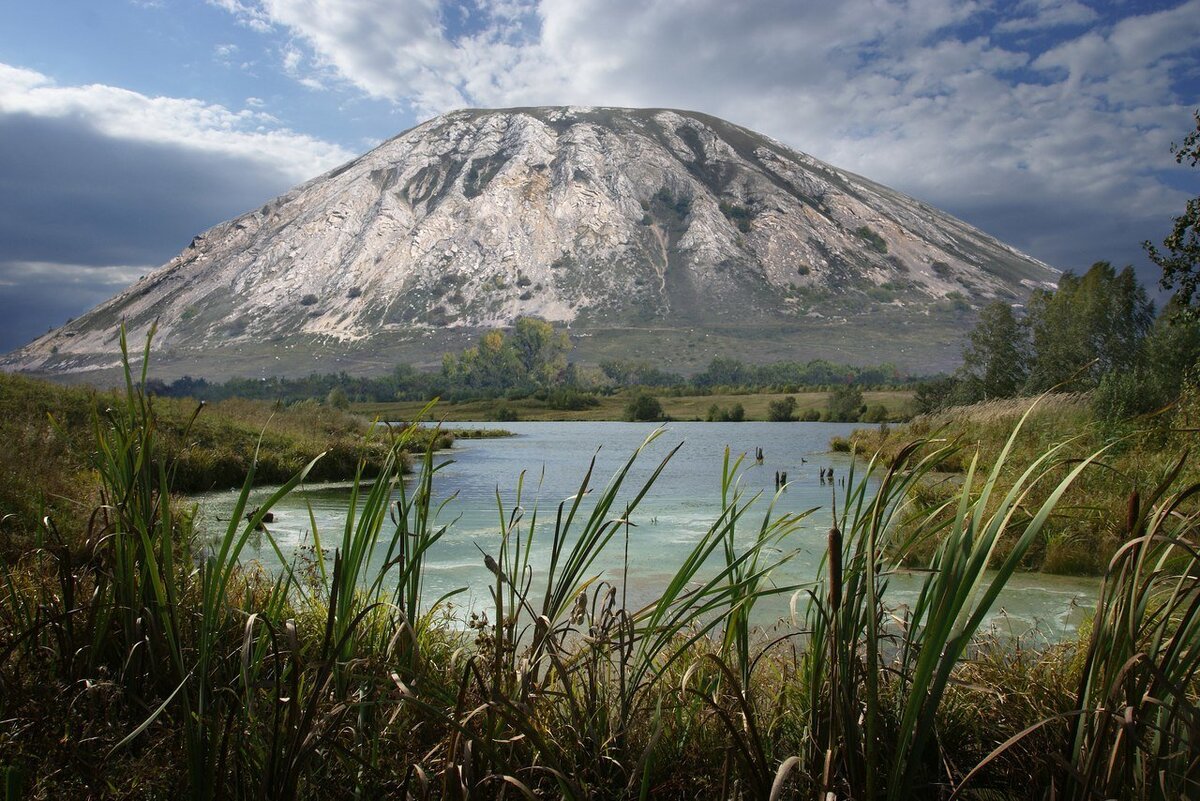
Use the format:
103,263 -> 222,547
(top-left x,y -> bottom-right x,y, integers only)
217,0 -> 1199,280
996,0 -> 1100,33
0,63 -> 352,182
0,63 -> 354,351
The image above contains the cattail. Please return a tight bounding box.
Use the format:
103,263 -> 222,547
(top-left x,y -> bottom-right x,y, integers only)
827,525 -> 843,613
1125,491 -> 1141,538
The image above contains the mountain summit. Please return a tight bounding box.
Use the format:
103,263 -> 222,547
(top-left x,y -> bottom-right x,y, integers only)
6,107 -> 1057,378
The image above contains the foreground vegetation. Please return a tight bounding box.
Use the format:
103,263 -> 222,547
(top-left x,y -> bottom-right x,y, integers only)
833,392 -> 1200,575
1,335 -> 1197,799
0,347 -> 468,553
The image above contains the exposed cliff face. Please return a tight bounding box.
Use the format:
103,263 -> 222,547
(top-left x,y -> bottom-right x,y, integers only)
5,106 -> 1057,377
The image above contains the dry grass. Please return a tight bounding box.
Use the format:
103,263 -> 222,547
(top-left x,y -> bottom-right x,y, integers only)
830,393 -> 1198,574
360,389 -> 914,422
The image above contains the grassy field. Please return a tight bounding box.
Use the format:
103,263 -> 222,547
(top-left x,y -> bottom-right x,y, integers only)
357,389 -> 915,422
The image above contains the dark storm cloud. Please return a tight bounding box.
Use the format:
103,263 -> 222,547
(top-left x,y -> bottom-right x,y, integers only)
0,111 -> 295,267
0,261 -> 142,351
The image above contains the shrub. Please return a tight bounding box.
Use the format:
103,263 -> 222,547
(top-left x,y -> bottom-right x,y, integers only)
624,391 -> 663,421
862,403 -> 889,423
325,387 -> 350,410
299,293 -> 318,306
827,384 -> 864,422
766,395 -> 797,422
544,387 -> 600,411
719,201 -> 755,233
854,225 -> 888,254
492,404 -> 518,421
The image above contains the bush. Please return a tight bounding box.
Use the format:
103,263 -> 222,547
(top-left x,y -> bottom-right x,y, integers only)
827,384 -> 864,422
325,387 -> 350,410
862,403 -> 889,423
854,226 -> 888,254
624,391 -> 664,421
766,396 -> 797,422
299,293 -> 318,306
544,387 -> 600,411
492,404 -> 519,421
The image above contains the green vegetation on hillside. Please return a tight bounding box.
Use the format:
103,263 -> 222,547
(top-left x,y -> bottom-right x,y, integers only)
145,317 -> 915,409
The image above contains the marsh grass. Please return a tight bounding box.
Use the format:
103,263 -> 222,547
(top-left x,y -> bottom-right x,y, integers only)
1,335 -> 1198,799
832,392 -> 1200,574
0,357 -> 473,555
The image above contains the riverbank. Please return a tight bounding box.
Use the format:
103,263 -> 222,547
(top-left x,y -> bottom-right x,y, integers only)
0,371 -> 475,548
357,388 -> 914,422
830,393 -> 1199,574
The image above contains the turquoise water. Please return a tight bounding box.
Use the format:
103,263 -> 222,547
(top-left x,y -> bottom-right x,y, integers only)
193,421 -> 1099,639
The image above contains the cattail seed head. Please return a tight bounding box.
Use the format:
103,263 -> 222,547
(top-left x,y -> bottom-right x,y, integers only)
1125,491 -> 1141,538
827,525 -> 843,613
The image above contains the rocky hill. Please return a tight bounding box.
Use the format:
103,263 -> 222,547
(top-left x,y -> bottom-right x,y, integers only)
3,106 -> 1058,379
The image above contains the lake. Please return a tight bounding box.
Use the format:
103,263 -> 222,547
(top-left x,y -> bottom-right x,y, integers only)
193,421 -> 1099,640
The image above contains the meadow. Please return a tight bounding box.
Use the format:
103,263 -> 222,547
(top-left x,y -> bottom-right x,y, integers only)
357,389 -> 913,423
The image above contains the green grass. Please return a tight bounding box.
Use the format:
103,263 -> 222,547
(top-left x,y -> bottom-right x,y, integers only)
0,364 -> 460,551
830,393 -> 1200,575
2,332 -> 1197,799
358,389 -> 914,422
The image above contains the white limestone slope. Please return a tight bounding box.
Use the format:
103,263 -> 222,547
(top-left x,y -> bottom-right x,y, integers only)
5,106 -> 1058,374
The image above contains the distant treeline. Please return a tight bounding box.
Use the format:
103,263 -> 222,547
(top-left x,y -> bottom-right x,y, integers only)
149,318 -> 919,405
915,261 -> 1200,422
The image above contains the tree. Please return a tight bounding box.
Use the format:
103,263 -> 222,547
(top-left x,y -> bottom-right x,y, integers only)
510,316 -> 570,384
766,395 -> 797,422
325,387 -> 350,410
694,357 -> 751,388
912,375 -> 961,415
1095,295 -> 1200,422
1026,262 -> 1154,391
1144,110 -> 1200,319
827,384 -> 864,422
624,392 -> 664,421
958,301 -> 1028,400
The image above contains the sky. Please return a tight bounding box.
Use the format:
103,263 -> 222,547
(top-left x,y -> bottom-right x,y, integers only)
1,0 -> 1198,352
